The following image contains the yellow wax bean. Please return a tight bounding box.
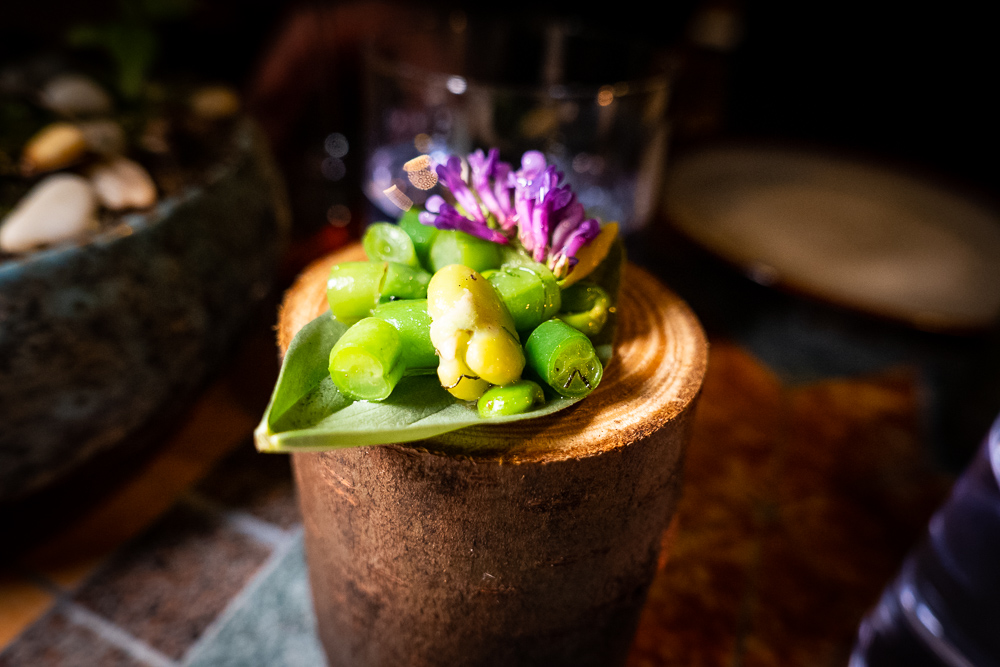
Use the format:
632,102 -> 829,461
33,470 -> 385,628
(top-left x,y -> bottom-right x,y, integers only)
427,264 -> 525,400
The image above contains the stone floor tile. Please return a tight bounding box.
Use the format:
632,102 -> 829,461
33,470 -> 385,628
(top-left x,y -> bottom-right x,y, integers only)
25,377 -> 258,591
195,440 -> 299,529
183,536 -> 324,667
0,608 -> 144,667
73,503 -> 271,660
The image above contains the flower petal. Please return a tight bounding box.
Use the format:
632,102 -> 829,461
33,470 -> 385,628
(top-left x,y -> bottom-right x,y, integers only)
469,148 -> 515,228
425,200 -> 508,244
436,156 -> 485,223
551,201 -> 585,250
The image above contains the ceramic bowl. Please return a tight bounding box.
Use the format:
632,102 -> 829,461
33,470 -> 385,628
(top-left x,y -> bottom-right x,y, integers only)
0,119 -> 289,501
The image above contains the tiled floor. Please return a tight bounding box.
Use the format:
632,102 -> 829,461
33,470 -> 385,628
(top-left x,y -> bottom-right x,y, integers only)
0,428 -> 305,667
0,336 -> 952,666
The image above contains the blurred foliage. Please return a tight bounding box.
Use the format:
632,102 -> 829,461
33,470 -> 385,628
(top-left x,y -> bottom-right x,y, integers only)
66,0 -> 194,99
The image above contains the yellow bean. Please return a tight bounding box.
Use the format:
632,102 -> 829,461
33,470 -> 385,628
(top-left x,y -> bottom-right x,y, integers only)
427,264 -> 525,400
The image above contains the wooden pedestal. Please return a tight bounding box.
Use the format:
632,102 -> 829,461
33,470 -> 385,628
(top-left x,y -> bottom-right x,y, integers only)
279,245 -> 707,667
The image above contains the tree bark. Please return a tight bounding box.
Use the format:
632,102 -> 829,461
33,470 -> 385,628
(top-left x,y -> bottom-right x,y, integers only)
280,244 -> 707,667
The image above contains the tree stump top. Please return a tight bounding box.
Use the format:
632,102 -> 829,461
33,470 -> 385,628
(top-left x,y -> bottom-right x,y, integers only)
278,244 -> 708,464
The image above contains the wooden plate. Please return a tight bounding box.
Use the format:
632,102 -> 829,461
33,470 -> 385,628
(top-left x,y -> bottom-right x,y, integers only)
665,145 -> 1000,331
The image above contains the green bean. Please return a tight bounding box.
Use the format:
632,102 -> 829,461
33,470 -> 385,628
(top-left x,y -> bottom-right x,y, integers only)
363,222 -> 419,267
326,262 -> 385,326
477,380 -> 544,418
429,230 -> 503,273
524,319 -> 603,398
328,317 -> 405,401
399,209 -> 438,271
382,262 -> 430,301
556,282 -> 611,336
327,262 -> 430,326
487,264 -> 561,334
371,299 -> 437,372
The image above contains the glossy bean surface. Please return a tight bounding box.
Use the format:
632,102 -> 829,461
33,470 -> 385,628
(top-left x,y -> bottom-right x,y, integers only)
429,230 -> 503,273
477,380 -> 544,417
487,264 -> 561,334
427,264 -> 524,400
557,282 -> 611,336
328,317 -> 405,401
371,299 -> 438,372
399,209 -> 438,270
363,222 -> 420,267
524,319 -> 603,398
327,262 -> 430,326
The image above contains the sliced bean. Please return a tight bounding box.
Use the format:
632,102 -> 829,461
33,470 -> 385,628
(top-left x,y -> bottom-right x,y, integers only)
371,299 -> 437,372
327,261 -> 430,326
524,319 -> 603,398
556,282 -> 611,336
429,230 -> 502,273
363,222 -> 419,267
328,317 -> 405,401
487,264 -> 561,334
399,208 -> 438,270
382,262 -> 430,301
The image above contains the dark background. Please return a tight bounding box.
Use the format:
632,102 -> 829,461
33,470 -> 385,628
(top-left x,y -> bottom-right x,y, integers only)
2,0 -> 996,193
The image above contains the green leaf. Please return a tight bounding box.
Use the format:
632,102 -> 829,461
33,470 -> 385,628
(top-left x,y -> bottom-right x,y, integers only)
254,237 -> 625,453
264,314 -> 348,432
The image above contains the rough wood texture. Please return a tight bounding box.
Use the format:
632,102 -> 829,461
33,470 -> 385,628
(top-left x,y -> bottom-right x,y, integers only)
282,244 -> 708,666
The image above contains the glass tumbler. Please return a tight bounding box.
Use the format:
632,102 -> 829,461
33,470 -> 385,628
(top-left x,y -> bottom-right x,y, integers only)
362,18 -> 674,235
851,412 -> 1000,666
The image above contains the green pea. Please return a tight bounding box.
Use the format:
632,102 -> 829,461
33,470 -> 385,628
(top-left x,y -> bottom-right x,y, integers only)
477,380 -> 545,418
329,317 -> 405,401
429,230 -> 503,273
487,264 -> 561,334
524,319 -> 603,398
556,282 -> 611,336
398,208 -> 438,271
363,222 -> 420,267
371,299 -> 438,372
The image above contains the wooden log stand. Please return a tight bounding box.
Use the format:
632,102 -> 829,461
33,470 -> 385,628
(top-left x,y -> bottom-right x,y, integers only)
278,245 -> 708,667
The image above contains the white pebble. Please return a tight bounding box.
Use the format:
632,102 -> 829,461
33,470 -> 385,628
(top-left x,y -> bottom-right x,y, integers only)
78,119 -> 126,156
40,74 -> 113,116
90,157 -> 157,211
0,174 -> 99,252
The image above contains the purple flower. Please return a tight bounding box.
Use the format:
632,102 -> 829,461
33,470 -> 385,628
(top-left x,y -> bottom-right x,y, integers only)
549,218 -> 600,278
518,151 -> 547,182
550,201 -> 585,251
419,195 -> 507,244
468,149 -> 516,230
418,148 -> 602,273
436,156 -> 485,223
